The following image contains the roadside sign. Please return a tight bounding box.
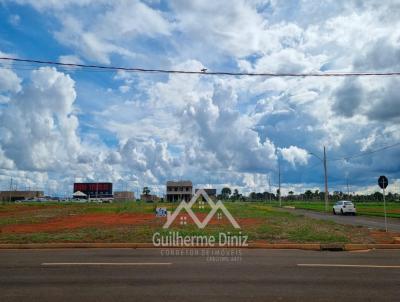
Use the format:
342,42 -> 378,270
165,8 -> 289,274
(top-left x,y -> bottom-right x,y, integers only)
156,207 -> 167,217
378,176 -> 388,232
378,175 -> 388,189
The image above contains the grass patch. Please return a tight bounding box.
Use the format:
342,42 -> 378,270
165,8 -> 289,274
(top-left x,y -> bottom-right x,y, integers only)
275,201 -> 400,218
287,226 -> 348,243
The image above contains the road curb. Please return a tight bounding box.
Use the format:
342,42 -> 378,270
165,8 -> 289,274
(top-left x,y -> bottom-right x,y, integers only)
1,243 -> 400,250
248,243 -> 321,250
0,243 -> 153,249
0,243 -> 320,250
344,244 -> 400,251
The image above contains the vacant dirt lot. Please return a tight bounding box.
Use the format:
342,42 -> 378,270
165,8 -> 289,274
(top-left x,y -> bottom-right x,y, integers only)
1,211 -> 263,233
1,213 -> 157,233
0,202 -> 398,244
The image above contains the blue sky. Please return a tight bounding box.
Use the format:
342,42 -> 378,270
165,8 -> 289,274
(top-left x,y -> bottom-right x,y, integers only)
0,0 -> 399,196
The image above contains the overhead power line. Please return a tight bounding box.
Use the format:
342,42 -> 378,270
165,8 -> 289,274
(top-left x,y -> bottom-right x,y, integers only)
2,57 -> 400,77
330,142 -> 400,162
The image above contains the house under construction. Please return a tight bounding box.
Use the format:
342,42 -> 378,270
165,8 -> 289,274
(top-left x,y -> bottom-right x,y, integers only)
166,180 -> 193,202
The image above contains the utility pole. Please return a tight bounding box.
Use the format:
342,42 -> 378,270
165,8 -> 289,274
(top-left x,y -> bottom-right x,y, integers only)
9,178 -> 13,203
323,146 -> 329,212
278,160 -> 282,207
125,181 -> 128,202
346,178 -> 350,199
268,176 -> 272,203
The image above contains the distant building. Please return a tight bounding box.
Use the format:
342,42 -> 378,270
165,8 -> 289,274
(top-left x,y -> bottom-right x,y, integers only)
73,182 -> 113,198
166,180 -> 193,202
195,188 -> 217,200
140,194 -> 160,202
0,191 -> 44,202
114,191 -> 135,202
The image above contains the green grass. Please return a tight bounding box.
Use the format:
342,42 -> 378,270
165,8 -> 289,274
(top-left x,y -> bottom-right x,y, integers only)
274,201 -> 400,218
287,226 -> 347,243
0,201 -> 381,244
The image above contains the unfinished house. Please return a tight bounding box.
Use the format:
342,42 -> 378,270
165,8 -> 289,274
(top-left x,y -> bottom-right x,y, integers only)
166,180 -> 193,202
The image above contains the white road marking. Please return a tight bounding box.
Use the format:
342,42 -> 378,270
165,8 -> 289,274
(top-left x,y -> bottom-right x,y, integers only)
298,264 -> 400,268
42,262 -> 172,266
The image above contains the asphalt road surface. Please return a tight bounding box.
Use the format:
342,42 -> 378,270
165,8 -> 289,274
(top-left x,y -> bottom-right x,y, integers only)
1,248 -> 400,302
281,208 -> 400,232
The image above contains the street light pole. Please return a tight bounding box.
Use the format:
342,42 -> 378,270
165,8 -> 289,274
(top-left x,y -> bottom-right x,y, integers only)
8,178 -> 13,203
323,146 -> 329,212
309,146 -> 329,212
268,176 -> 272,203
278,160 -> 282,207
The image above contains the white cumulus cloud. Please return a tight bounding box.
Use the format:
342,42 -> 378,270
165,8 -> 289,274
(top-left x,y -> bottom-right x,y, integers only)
279,146 -> 310,166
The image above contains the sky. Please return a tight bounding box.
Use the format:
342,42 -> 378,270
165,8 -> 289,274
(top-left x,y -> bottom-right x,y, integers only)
0,0 -> 399,196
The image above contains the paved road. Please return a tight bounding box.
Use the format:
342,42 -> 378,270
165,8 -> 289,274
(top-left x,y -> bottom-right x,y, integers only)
281,208 -> 400,232
1,248 -> 400,301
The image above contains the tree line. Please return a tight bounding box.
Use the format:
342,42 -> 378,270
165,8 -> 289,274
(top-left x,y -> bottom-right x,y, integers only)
140,186 -> 399,202
218,187 -> 400,202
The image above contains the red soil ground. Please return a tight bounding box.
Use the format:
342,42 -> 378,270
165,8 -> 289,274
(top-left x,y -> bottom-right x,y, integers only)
1,213 -> 157,234
1,212 -> 262,234
369,230 -> 399,244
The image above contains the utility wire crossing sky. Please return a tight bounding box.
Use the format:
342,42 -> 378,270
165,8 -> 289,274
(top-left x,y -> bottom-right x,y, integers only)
2,57 -> 400,77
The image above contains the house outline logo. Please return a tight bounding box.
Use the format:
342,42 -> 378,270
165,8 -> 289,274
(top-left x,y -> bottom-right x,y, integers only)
163,189 -> 240,229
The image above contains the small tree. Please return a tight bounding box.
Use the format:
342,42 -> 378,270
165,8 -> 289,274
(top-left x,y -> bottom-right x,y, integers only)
142,187 -> 150,195
232,189 -> 239,200
304,190 -> 313,200
221,187 -> 231,199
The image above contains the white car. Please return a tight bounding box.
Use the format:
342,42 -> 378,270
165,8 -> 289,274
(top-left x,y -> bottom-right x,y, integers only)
333,200 -> 356,215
